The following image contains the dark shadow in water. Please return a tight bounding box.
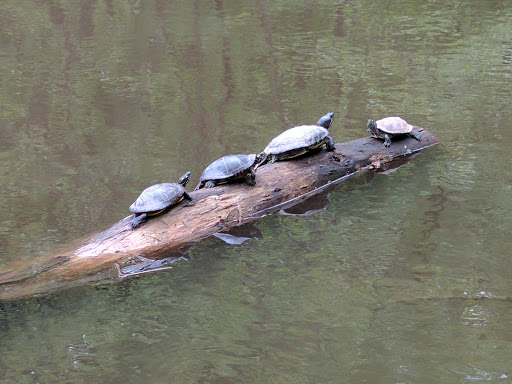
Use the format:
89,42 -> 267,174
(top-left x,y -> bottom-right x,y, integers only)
252,0 -> 286,127
213,0 -> 235,130
279,189 -> 332,216
214,222 -> 263,245
333,0 -> 349,37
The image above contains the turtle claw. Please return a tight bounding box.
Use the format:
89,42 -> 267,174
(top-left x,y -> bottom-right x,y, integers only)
384,134 -> 392,147
246,169 -> 256,186
130,213 -> 147,229
325,136 -> 335,151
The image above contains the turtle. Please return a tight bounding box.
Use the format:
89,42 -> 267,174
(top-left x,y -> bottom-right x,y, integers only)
194,153 -> 262,190
367,116 -> 421,147
129,171 -> 192,229
258,112 -> 335,165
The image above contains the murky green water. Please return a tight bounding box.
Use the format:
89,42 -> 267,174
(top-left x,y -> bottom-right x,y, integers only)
1,0 -> 512,382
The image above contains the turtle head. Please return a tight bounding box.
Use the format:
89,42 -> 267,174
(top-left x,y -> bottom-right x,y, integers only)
254,152 -> 267,170
316,112 -> 334,129
178,171 -> 192,187
367,119 -> 377,135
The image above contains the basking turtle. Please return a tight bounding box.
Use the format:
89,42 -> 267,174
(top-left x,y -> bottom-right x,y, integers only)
194,153 -> 262,190
367,117 -> 421,147
129,171 -> 192,229
259,112 -> 335,165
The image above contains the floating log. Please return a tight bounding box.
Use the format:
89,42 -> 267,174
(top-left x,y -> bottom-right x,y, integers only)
0,127 -> 438,300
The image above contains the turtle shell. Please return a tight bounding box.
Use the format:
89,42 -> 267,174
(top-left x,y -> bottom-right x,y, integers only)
264,125 -> 329,155
199,154 -> 257,182
129,183 -> 185,214
375,117 -> 414,134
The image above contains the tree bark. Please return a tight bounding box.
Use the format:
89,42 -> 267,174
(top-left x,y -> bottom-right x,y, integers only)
0,128 -> 437,301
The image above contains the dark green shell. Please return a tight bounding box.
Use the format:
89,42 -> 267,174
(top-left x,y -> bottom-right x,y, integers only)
199,154 -> 256,181
194,154 -> 258,190
129,183 -> 186,214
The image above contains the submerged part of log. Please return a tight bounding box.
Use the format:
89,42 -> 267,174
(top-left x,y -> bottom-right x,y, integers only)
0,128 -> 437,300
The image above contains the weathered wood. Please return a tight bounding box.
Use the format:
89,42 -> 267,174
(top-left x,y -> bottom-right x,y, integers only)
0,128 -> 437,300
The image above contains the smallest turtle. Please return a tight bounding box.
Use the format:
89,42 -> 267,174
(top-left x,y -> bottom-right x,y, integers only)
129,171 -> 192,229
367,117 -> 421,147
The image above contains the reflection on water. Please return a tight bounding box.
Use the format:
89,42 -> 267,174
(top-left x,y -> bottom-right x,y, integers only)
279,189 -> 332,216
1,0 -> 512,382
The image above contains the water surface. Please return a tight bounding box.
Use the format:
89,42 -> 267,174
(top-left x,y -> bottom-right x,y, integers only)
1,1 -> 512,382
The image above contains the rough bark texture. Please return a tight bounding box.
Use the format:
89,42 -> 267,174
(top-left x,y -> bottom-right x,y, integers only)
0,128 -> 437,301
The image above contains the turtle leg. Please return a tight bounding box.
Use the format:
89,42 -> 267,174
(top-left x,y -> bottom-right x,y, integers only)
383,134 -> 391,147
246,168 -> 256,186
270,155 -> 277,163
204,180 -> 216,188
408,131 -> 422,141
183,191 -> 192,200
130,213 -> 148,229
325,136 -> 335,151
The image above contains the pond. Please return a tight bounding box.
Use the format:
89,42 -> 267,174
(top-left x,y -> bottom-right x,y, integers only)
1,0 -> 512,382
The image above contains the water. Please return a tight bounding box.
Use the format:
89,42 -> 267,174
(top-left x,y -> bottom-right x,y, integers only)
1,0 -> 512,382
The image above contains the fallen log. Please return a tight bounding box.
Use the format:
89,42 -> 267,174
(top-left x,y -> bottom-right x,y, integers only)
0,127 -> 438,300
